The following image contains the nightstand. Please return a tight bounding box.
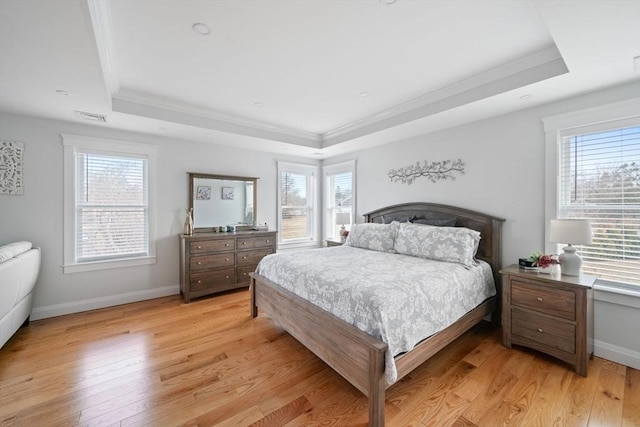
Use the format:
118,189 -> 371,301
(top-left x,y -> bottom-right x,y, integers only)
500,264 -> 596,376
326,239 -> 343,247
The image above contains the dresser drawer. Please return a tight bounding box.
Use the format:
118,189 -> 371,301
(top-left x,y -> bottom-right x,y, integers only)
190,253 -> 235,271
190,268 -> 236,291
512,307 -> 576,354
237,235 -> 275,249
190,239 -> 235,254
237,265 -> 257,284
511,280 -> 576,320
237,248 -> 274,266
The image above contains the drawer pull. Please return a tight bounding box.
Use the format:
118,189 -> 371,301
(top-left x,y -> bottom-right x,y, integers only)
225,275 -> 230,279
197,245 -> 202,249
243,272 -> 247,276
266,240 -> 270,243
225,243 -> 230,247
243,256 -> 247,260
225,258 -> 230,262
536,297 -> 543,302
242,242 -> 247,245
197,280 -> 202,284
537,328 -> 543,333
197,261 -> 202,265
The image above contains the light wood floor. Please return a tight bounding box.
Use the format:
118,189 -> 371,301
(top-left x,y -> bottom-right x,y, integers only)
1,290 -> 638,427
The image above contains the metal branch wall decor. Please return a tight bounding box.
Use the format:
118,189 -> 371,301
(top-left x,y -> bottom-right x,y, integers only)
0,140 -> 25,195
388,159 -> 465,185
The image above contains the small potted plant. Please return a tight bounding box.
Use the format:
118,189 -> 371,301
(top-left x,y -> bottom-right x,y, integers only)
527,251 -> 559,273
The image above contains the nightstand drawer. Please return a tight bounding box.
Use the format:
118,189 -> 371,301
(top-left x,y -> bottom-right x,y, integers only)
512,280 -> 576,320
512,307 -> 576,354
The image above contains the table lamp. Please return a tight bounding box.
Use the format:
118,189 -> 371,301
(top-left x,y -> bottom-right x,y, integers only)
549,219 -> 592,276
335,212 -> 351,242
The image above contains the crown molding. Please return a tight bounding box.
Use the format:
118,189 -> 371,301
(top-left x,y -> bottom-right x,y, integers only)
86,0 -> 120,99
322,45 -> 568,147
113,89 -> 322,148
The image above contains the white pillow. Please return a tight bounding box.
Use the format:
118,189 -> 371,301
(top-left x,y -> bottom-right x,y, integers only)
344,222 -> 399,253
394,222 -> 480,267
0,241 -> 33,263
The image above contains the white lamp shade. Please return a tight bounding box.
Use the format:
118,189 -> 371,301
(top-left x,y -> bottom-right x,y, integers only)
335,212 -> 351,225
549,219 -> 592,245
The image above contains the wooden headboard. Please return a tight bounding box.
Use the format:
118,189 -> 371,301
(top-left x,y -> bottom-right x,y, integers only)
363,202 -> 505,288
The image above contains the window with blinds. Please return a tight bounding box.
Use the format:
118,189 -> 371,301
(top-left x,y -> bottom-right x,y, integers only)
323,161 -> 355,241
63,134 -> 156,273
558,125 -> 640,286
75,151 -> 149,262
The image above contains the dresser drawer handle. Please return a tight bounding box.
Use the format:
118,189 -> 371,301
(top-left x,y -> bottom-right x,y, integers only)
243,272 -> 247,276
266,240 -> 270,243
197,261 -> 202,265
197,245 -> 202,249
197,280 -> 202,284
243,256 -> 247,260
242,242 -> 247,245
537,328 -> 543,333
536,297 -> 543,302
225,258 -> 230,262
225,275 -> 230,279
225,243 -> 230,247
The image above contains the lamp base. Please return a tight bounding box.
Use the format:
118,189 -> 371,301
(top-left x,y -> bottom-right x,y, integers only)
559,244 -> 582,276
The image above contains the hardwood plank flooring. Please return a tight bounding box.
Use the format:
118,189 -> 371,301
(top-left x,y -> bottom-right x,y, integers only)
0,290 -> 637,426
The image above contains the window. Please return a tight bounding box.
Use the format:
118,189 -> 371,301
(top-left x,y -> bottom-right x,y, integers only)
544,101 -> 640,288
63,134 -> 156,273
323,161 -> 355,241
277,162 -> 318,246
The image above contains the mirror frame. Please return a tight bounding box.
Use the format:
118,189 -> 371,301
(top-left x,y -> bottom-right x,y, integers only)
188,172 -> 258,232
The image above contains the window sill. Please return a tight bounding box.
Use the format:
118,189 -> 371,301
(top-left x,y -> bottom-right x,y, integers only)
277,241 -> 320,252
63,256 -> 156,274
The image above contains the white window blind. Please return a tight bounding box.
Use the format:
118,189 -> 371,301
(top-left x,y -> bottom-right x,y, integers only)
558,125 -> 640,286
75,150 -> 149,262
324,167 -> 354,241
280,170 -> 312,242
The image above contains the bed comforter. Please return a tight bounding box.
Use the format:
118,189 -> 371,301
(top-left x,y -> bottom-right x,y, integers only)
255,245 -> 495,384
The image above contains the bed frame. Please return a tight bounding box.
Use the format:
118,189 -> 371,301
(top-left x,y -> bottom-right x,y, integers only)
250,202 -> 504,426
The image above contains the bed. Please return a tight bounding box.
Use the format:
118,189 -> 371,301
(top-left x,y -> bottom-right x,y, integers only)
250,202 -> 504,426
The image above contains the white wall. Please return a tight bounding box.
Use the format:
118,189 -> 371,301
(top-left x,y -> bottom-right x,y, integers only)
0,113 -> 315,319
327,80 -> 640,369
1,80 -> 638,368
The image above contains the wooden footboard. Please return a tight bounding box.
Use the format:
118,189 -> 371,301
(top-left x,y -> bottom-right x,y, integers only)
251,273 -> 388,425
251,273 -> 496,426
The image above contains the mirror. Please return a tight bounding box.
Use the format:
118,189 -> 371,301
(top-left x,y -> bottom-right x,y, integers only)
188,173 -> 257,232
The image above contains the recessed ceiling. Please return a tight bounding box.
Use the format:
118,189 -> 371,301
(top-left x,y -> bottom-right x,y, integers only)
1,0 -> 639,158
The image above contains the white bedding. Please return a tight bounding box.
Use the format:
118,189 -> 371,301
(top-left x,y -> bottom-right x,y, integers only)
255,245 -> 496,384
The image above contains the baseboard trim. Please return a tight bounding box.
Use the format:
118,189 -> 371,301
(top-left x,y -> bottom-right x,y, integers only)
594,339 -> 640,370
30,285 -> 180,321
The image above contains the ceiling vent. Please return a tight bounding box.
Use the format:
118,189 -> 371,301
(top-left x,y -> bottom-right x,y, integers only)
75,111 -> 107,122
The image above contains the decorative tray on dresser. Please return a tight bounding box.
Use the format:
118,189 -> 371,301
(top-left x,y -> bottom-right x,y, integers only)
179,230 -> 276,303
500,264 -> 596,376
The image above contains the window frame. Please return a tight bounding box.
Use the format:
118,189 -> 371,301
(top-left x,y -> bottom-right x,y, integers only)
543,99 -> 640,289
322,160 -> 356,241
276,161 -> 319,248
62,134 -> 157,273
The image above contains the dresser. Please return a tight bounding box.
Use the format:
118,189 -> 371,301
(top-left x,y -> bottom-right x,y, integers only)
500,264 -> 596,376
179,230 -> 276,303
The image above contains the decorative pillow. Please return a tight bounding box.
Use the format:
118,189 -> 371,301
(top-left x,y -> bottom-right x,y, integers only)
0,241 -> 33,263
344,222 -> 399,253
394,222 -> 480,267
